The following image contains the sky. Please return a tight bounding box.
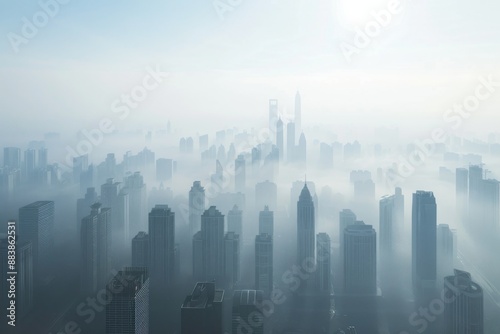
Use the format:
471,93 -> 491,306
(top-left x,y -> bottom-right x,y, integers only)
1,0 -> 500,140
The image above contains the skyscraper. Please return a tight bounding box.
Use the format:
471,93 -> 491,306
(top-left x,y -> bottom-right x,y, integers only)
131,232 -> 149,269
101,178 -> 130,250
316,233 -> 331,292
287,122 -> 295,162
232,290 -> 265,334
227,205 -> 243,238
201,206 -> 225,281
105,268 -> 149,334
344,224 -> 377,295
77,187 -> 98,228
189,181 -> 205,237
19,201 -> 54,285
468,165 -> 483,229
3,147 -> 21,170
235,155 -> 246,193
259,206 -> 274,236
181,282 -> 224,334
255,180 -> 277,211
276,118 -> 284,161
255,233 -> 273,296
192,231 -> 203,280
481,178 -> 499,234
297,183 -> 315,266
148,205 -> 175,292
224,232 -> 240,288
80,203 -> 111,294
124,172 -> 147,237
444,270 -> 483,334
456,167 -> 468,223
437,224 -> 455,284
379,187 -> 404,261
412,191 -> 437,294
295,91 -> 301,137
297,133 -> 307,168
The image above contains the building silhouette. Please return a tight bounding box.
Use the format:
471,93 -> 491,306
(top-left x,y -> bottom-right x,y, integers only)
259,206 -> 274,236
316,233 -> 331,292
132,231 -> 149,269
227,205 -> 243,239
232,290 -> 264,334
235,155 -> 246,193
224,232 -> 240,288
189,181 -> 205,237
297,183 -> 315,266
181,282 -> 224,334
124,172 -> 147,237
201,206 -> 225,282
287,122 -> 296,162
379,187 -> 404,263
276,118 -> 284,161
255,233 -> 273,296
256,180 -> 277,211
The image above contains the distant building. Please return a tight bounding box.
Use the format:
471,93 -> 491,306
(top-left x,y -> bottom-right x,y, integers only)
297,184 -> 315,266
259,206 -> 274,236
232,290 -> 264,334
255,233 -> 273,296
124,172 -> 147,237
379,187 -> 404,261
181,282 -> 224,334
227,205 -> 243,238
255,180 -> 277,211
156,158 -> 173,182
189,181 -> 205,237
131,232 -> 149,269
276,118 -> 284,161
201,206 -> 225,282
224,232 -> 240,288
235,155 -> 246,193
316,233 -> 331,292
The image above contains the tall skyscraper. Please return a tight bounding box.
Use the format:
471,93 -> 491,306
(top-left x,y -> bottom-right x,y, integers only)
412,191 -> 437,294
124,172 -> 147,237
192,231 -> 203,280
287,122 -> 295,162
437,224 -> 455,283
80,203 -> 111,294
232,290 -> 265,334
276,118 -> 284,161
295,91 -> 301,137
468,165 -> 483,228
235,155 -> 246,193
269,99 -> 278,133
316,233 -> 331,292
297,183 -> 315,266
148,205 -> 175,292
227,205 -> 243,238
132,232 -> 149,269
481,178 -> 499,234
19,201 -> 54,285
224,232 -> 240,288
444,270 -> 483,334
255,233 -> 273,296
189,181 -> 205,237
3,147 -> 21,170
181,282 -> 224,334
259,206 -> 274,236
105,268 -> 149,334
255,180 -> 277,211
456,167 -> 468,223
344,224 -> 377,295
101,178 -> 130,250
379,187 -> 404,262
201,206 -> 225,281
77,187 -> 98,228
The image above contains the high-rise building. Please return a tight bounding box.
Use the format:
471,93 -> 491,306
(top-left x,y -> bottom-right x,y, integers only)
189,181 -> 205,237
287,122 -> 295,162
148,205 -> 175,292
80,203 -> 111,294
468,165 -> 483,228
456,168 -> 468,223
232,290 -> 265,334
316,233 -> 331,292
124,172 -> 147,237
201,206 -> 225,281
259,206 -> 274,236
181,282 -> 224,334
132,232 -> 149,269
224,232 -> 240,288
481,179 -> 499,234
255,233 -> 273,296
235,155 -> 246,193
255,180 -> 277,211
269,99 -> 278,133
295,91 -> 301,137
19,201 -> 54,285
276,118 -> 284,161
105,268 -> 149,334
344,224 -> 377,295
437,224 -> 455,283
23,149 -> 37,181
379,187 -> 404,261
73,155 -> 89,184
412,191 -> 437,294
3,147 -> 21,170
227,205 -> 243,238
101,179 -> 130,250
193,231 -> 203,280
297,184 -> 315,266
77,187 -> 98,228
444,270 -> 483,334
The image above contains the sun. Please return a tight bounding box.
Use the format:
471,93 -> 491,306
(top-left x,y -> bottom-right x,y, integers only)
335,0 -> 390,27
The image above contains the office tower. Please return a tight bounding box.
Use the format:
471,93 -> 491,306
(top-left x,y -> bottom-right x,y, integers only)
132,232 -> 149,269
232,290 -> 265,334
456,168 -> 468,222
287,122 -> 296,162
227,205 -> 243,238
156,158 -> 173,182
105,268 -> 149,334
319,143 -> 333,169
3,147 -> 21,170
148,205 -> 175,292
259,206 -> 274,236
255,180 -> 277,211
124,172 -> 147,237
276,118 -> 284,161
0,237 -> 33,319
291,180 -> 318,224
412,191 -> 437,293
24,148 -> 37,180
80,164 -> 95,194
77,187 -> 98,227
19,201 -> 54,285
181,282 -> 224,334
344,224 -> 377,295
316,233 -> 331,292
101,178 -> 130,249
225,232 -> 240,287
339,209 -> 357,251
481,179 -> 499,233
80,203 -> 111,294
252,146 -> 261,179
73,154 -> 89,183
379,187 -> 404,260
201,206 -> 225,281
444,270 -> 483,334
437,224 -> 455,283
297,132 -> 306,165
295,91 -> 301,137
211,160 -> 224,187
189,181 -> 205,237
104,153 -> 116,179
38,147 -> 47,169
297,183 -> 315,266
235,155 -> 246,193
269,99 -> 278,133
468,165 -> 483,228
255,233 -> 273,296
193,231 -> 203,279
